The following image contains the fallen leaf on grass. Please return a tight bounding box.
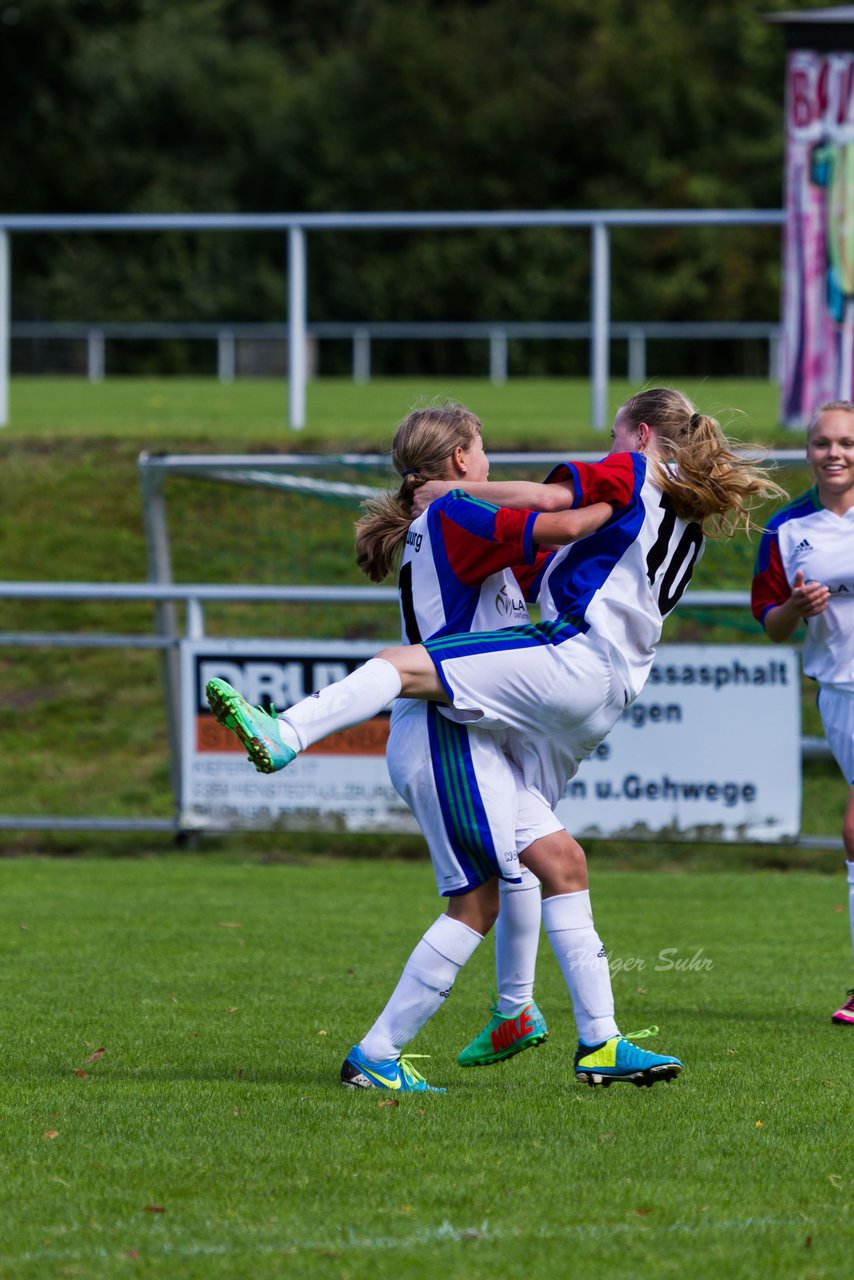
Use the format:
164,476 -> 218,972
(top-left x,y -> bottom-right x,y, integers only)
224,1007 -> 240,1015
73,1069 -> 89,1078
377,1098 -> 400,1108
317,1029 -> 328,1037
43,1130 -> 59,1140
126,1250 -> 140,1260
805,1236 -> 812,1249
755,1121 -> 764,1128
143,1205 -> 166,1214
85,1048 -> 106,1064
827,1173 -> 843,1188
635,1207 -> 654,1216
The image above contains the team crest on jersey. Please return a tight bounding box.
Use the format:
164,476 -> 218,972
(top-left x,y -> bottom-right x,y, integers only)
494,585 -> 527,618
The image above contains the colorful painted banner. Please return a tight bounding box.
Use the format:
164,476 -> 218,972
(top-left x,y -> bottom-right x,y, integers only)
783,50 -> 854,425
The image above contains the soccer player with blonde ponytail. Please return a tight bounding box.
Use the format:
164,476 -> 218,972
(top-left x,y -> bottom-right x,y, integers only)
208,388 -> 780,1090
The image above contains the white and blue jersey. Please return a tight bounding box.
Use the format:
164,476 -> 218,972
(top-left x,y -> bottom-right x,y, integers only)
427,453 -> 704,704
422,454 -> 706,808
752,486 -> 854,784
395,489 -> 546,645
752,487 -> 854,692
386,490 -> 558,896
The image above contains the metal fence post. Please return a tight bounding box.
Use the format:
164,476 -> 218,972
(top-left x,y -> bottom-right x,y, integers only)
138,459 -> 183,813
768,332 -> 781,382
627,326 -> 646,384
590,222 -> 610,430
87,329 -> 105,382
489,328 -> 508,384
0,230 -> 8,427
288,226 -> 307,429
353,327 -> 371,382
218,329 -> 236,382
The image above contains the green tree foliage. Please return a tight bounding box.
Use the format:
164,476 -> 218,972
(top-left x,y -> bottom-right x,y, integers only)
0,0 -> 832,368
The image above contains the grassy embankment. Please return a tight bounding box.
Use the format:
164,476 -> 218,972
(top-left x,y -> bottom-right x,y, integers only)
0,376 -> 843,862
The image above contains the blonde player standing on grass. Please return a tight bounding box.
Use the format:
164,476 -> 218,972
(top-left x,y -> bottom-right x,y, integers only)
208,388 -> 781,1092
751,400 -> 854,1026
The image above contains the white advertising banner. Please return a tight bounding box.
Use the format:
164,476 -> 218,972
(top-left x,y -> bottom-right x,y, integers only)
180,640 -> 801,842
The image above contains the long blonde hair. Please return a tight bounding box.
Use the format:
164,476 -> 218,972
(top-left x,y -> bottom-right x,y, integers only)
355,403 -> 483,582
619,387 -> 786,534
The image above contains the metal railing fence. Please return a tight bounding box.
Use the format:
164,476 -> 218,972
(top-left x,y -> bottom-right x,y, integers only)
0,208 -> 785,429
0,447 -> 838,846
10,319 -> 782,385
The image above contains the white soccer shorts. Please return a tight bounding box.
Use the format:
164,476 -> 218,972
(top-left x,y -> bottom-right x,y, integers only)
425,625 -> 626,810
386,702 -> 561,897
818,685 -> 854,785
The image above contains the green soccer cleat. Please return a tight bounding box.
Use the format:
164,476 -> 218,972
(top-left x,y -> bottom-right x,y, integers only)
457,1000 -> 548,1067
205,677 -> 297,774
340,1045 -> 446,1093
574,1026 -> 682,1088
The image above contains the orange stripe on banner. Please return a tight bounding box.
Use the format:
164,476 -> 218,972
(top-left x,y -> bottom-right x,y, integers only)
196,716 -> 390,756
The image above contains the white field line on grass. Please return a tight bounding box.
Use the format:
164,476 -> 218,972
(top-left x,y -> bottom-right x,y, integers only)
1,1211 -> 824,1265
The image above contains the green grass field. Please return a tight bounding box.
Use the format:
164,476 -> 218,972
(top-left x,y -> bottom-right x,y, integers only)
0,376 -> 851,1277
0,855 -> 850,1280
0,374 -> 844,851
5,374 -> 792,445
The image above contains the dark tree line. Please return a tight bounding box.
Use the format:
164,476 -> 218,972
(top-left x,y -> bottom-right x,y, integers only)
0,0 -> 830,373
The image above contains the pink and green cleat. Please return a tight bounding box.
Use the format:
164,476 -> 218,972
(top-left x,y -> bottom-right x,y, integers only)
457,1000 -> 548,1067
574,1027 -> 682,1088
205,677 -> 296,774
831,990 -> 854,1025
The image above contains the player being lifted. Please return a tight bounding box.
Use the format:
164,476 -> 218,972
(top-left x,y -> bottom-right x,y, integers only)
208,388 -> 782,1091
340,403 -> 668,1093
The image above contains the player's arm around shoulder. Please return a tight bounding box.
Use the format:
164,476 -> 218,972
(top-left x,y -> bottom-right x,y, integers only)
532,501 -> 615,547
412,477 -> 575,516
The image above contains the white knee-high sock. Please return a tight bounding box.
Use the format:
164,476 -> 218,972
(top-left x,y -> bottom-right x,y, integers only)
542,890 -> 619,1046
277,657 -> 402,752
358,915 -> 483,1062
494,870 -> 542,1015
847,862 -> 854,961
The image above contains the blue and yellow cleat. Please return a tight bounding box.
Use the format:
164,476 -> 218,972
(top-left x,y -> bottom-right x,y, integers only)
340,1045 -> 446,1093
574,1027 -> 682,1088
457,1000 -> 548,1067
205,677 -> 296,774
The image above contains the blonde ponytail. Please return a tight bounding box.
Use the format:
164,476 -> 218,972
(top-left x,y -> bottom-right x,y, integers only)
619,389 -> 786,535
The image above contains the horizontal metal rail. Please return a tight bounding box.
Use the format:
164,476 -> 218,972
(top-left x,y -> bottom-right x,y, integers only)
0,208 -> 787,430
0,210 -> 786,232
0,577 -> 836,841
12,318 -> 782,386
